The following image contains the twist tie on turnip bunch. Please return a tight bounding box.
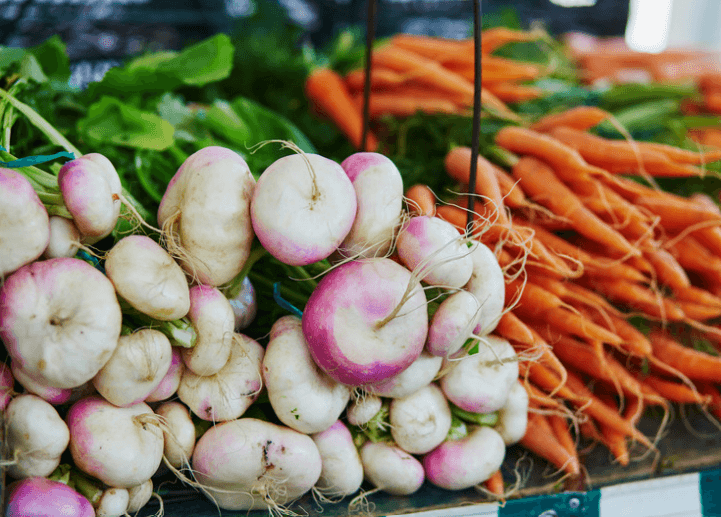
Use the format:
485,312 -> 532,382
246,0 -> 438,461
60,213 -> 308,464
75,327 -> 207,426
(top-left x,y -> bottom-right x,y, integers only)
273,282 -> 304,318
0,145 -> 75,168
76,249 -> 106,274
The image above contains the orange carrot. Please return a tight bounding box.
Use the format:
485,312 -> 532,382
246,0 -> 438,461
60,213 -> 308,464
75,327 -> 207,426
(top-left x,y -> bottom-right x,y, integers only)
688,193 -> 721,256
572,304 -> 653,358
388,33 -> 472,62
673,285 -> 721,309
547,414 -> 579,467
511,156 -> 640,258
594,394 -> 630,466
665,234 -> 721,284
530,106 -> 610,133
524,381 -> 566,410
633,195 -> 721,233
496,311 -> 535,345
636,141 -> 721,165
649,330 -> 721,383
485,82 -> 544,103
344,67 -> 407,92
520,412 -> 581,476
305,67 -> 378,151
483,470 -> 505,497
675,300 -> 721,321
481,27 -> 545,54
405,184 -> 436,217
638,374 -> 709,405
354,93 -> 463,118
643,247 -> 691,291
494,168 -> 528,208
580,277 -> 686,322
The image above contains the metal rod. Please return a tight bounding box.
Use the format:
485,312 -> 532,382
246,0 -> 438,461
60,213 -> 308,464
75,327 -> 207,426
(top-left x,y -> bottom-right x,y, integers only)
361,0 -> 378,152
466,0 -> 483,232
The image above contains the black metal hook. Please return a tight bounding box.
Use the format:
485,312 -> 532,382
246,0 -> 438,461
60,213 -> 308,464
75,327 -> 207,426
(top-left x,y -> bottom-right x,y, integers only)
361,0 -> 378,152
467,0 -> 482,232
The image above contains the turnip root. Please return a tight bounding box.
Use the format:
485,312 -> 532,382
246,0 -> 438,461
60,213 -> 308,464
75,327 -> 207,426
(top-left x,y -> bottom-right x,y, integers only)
58,153 -> 121,240
5,477 -> 95,517
360,441 -> 425,496
155,401 -> 196,469
0,363 -> 13,411
396,216 -> 473,289
0,257 -> 121,389
3,394 -> 70,479
178,333 -> 263,422
145,346 -> 184,403
338,152 -> 404,258
0,168 -> 49,277
157,146 -> 256,286
423,426 -> 506,490
105,235 -> 190,321
302,258 -> 428,386
251,152 -> 357,266
264,315 -> 351,434
10,361 -> 72,405
92,329 -> 172,407
440,336 -> 518,414
192,418 -> 323,511
126,480 -> 153,514
311,420 -> 364,498
389,383 -> 451,455
368,351 -> 443,399
43,215 -> 80,259
494,380 -> 529,446
426,290 -> 482,357
181,284 -> 235,376
346,392 -> 383,427
95,488 -> 129,517
67,396 -> 164,488
228,276 -> 257,330
465,241 -> 505,336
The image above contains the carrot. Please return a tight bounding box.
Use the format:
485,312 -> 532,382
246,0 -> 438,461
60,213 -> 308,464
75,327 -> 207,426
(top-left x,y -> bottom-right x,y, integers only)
520,412 -> 581,476
638,374 -> 709,405
524,381 -> 566,410
675,300 -> 721,321
483,470 -> 505,497
572,304 -> 653,358
594,394 -> 630,466
688,193 -> 721,256
305,67 -> 379,151
496,126 -> 611,183
643,247 -> 691,291
353,93 -> 463,119
480,88 -> 521,120
528,274 -> 622,317
389,33 -> 472,63
496,311 -> 535,345
405,184 -> 436,217
485,82 -> 544,103
547,414 -> 579,467
697,383 -> 721,421
649,330 -> 721,383
636,141 -> 721,165
530,106 -> 610,133
665,234 -> 721,285
511,156 -> 640,258
494,168 -> 527,208
517,327 -> 568,390
673,285 -> 721,309
481,26 -> 545,54
344,67 -> 407,92
570,236 -> 656,278
633,195 -> 721,233
444,58 -> 542,84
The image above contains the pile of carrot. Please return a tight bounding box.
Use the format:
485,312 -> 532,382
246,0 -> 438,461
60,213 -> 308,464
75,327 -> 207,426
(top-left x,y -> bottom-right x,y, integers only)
406,104 -> 721,479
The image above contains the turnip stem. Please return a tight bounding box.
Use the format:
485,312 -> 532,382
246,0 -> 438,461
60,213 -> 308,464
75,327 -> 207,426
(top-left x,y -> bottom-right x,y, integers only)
35,191 -> 64,205
248,272 -> 309,308
223,244 -> 268,299
124,307 -> 197,348
450,405 -> 499,427
67,469 -> 104,506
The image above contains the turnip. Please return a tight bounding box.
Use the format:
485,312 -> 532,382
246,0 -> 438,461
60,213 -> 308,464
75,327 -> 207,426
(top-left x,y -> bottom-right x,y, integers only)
0,257 -> 121,389
228,275 -> 257,330
3,394 -> 70,479
145,346 -> 184,403
157,146 -> 256,286
396,216 -> 473,289
5,477 -> 95,517
192,418 -> 322,511
494,380 -> 529,446
368,350 -> 443,399
264,315 -> 351,434
178,333 -> 263,422
95,488 -> 129,517
104,235 -> 190,321
67,396 -> 164,488
92,329 -> 172,407
126,480 -> 153,514
43,215 -> 80,259
389,383 -> 451,455
311,420 -> 364,499
346,392 -> 383,427
10,361 -> 72,405
302,258 -> 428,386
465,241 -> 505,336
155,401 -> 196,469
0,168 -> 49,277
440,336 -> 518,414
0,362 -> 14,411
426,290 -> 482,357
58,153 -> 121,240
338,152 -> 404,258
423,426 -> 506,490
181,284 -> 235,376
360,441 -> 425,496
251,151 -> 357,266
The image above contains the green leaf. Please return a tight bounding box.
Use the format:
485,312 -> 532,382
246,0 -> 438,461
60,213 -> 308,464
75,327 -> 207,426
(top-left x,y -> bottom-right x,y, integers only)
78,96 -> 174,150
19,54 -> 47,83
205,99 -> 254,144
29,36 -> 71,80
157,34 -> 234,86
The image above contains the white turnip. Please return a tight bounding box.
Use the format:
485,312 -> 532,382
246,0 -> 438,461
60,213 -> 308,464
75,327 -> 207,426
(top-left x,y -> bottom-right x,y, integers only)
346,392 -> 383,427
126,479 -> 153,514
11,361 -> 71,405
426,290 -> 481,357
465,241 -> 505,336
43,215 -> 80,259
368,350 -> 443,399
494,380 -> 529,446
144,346 -> 184,403
5,477 -> 95,517
311,420 -> 364,498
95,488 -> 129,517
360,441 -> 425,496
389,383 -> 451,455
155,401 -> 196,469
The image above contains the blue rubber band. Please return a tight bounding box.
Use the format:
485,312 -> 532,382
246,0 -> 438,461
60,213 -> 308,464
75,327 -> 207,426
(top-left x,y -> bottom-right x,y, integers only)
0,145 -> 75,168
273,282 -> 303,318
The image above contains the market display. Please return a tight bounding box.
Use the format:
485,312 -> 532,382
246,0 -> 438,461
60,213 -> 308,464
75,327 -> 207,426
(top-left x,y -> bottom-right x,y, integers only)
4,9 -> 721,517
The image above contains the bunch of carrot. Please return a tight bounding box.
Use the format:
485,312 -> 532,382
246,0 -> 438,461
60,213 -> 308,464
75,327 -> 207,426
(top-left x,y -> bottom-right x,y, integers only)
304,28 -> 549,152
406,104 -> 721,480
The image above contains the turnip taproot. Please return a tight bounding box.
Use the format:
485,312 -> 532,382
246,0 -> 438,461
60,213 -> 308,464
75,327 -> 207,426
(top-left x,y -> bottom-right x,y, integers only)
389,383 -> 451,454
360,441 -> 425,496
5,477 -> 95,517
145,346 -> 184,403
155,401 -> 196,469
264,315 -> 351,433
105,235 -> 190,321
192,418 -> 322,511
465,241 -> 505,336
95,488 -> 129,517
311,420 -> 364,498
0,168 -> 49,277
251,152 -> 357,266
126,480 -> 153,514
338,152 -> 404,258
3,394 -> 70,479
302,258 -> 428,386
158,146 -> 256,286
43,215 -> 80,259
0,258 -> 121,389
67,396 -> 164,488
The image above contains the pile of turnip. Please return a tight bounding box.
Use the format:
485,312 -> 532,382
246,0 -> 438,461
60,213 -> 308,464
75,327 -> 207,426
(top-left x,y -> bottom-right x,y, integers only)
0,142 -> 527,517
